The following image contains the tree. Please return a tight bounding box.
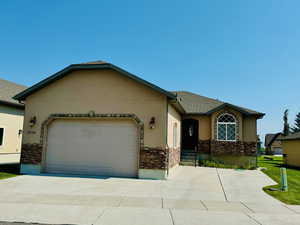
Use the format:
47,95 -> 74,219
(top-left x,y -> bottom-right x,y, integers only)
291,112 -> 300,133
283,109 -> 290,136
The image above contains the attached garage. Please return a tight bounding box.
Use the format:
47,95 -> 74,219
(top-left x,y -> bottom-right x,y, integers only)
44,119 -> 139,177
15,61 -> 183,180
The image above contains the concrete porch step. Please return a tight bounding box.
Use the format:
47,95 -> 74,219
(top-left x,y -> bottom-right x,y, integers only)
179,161 -> 196,166
181,153 -> 196,157
180,156 -> 196,161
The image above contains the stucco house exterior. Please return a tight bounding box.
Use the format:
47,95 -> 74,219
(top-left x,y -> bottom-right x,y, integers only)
265,133 -> 283,155
14,61 -> 264,179
280,132 -> 300,167
0,78 -> 26,164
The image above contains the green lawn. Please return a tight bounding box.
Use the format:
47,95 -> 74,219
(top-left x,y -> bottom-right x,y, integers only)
258,156 -> 300,205
0,164 -> 20,180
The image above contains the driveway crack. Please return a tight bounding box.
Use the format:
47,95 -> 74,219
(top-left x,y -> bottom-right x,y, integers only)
91,208 -> 108,225
245,213 -> 263,225
282,204 -> 299,214
240,201 -> 255,213
216,168 -> 228,201
168,209 -> 176,225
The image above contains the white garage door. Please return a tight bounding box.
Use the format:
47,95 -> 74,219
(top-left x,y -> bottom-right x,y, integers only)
45,119 -> 138,177
273,148 -> 283,155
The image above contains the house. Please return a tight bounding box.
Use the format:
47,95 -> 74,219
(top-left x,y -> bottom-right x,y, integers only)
280,132 -> 300,167
0,78 -> 26,164
265,133 -> 283,155
14,61 -> 264,179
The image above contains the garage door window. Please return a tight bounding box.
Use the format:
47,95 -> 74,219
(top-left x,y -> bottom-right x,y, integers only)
0,127 -> 4,146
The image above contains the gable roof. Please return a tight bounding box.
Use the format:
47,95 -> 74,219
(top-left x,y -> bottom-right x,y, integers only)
279,132 -> 300,141
0,78 -> 27,108
173,91 -> 264,118
265,133 -> 283,147
13,61 -> 176,101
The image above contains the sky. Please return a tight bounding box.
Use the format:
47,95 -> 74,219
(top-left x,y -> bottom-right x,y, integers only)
1,0 -> 299,142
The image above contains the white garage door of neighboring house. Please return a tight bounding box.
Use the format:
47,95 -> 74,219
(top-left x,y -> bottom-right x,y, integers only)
45,119 -> 138,177
273,148 -> 283,155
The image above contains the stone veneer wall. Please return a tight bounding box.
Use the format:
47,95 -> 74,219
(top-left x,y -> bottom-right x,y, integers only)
21,143 -> 42,164
198,140 -> 257,156
198,140 -> 211,154
168,147 -> 180,168
210,140 -> 257,156
139,147 -> 168,170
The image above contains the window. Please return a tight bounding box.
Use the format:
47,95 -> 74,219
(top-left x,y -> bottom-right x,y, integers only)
173,123 -> 178,148
217,113 -> 236,141
0,128 -> 4,146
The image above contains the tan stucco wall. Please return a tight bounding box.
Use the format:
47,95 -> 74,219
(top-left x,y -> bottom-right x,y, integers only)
22,69 -> 167,148
0,105 -> 24,154
211,108 -> 243,141
283,140 -> 300,167
271,140 -> 282,149
243,116 -> 257,142
183,115 -> 211,140
167,104 -> 181,148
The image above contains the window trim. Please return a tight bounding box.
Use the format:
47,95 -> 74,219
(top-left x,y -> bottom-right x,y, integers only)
0,126 -> 5,148
217,113 -> 237,142
173,122 -> 178,148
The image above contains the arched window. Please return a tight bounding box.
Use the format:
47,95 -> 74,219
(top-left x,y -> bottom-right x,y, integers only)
217,113 -> 236,141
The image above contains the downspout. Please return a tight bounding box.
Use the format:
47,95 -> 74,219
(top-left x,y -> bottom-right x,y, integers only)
166,99 -> 169,176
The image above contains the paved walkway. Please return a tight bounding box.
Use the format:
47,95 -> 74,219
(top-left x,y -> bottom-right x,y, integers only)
0,166 -> 299,225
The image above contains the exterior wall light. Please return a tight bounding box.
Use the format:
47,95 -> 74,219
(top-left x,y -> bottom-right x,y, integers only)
29,116 -> 37,127
149,117 -> 156,129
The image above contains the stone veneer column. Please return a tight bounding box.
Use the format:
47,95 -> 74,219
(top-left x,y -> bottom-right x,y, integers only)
138,147 -> 169,179
168,147 -> 181,169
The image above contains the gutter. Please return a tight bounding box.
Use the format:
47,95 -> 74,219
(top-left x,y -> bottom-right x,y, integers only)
0,100 -> 25,109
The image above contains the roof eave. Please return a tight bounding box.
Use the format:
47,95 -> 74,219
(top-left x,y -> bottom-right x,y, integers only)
169,99 -> 186,114
13,63 -> 176,101
0,100 -> 25,109
205,103 -> 265,118
279,137 -> 300,141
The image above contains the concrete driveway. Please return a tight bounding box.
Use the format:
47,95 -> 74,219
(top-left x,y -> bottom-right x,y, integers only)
0,166 -> 299,225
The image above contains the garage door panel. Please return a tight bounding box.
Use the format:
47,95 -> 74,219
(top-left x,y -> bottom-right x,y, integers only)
45,119 -> 138,177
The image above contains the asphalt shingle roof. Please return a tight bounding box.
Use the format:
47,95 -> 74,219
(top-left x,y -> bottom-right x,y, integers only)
0,78 -> 26,107
265,133 -> 283,147
280,132 -> 300,141
77,60 -> 108,65
173,91 -> 264,117
12,61 -> 264,117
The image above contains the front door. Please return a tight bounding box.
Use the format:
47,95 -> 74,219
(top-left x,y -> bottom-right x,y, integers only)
182,119 -> 199,150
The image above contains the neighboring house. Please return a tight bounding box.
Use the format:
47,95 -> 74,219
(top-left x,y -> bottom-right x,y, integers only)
14,61 -> 264,179
0,78 -> 26,164
280,132 -> 300,167
265,133 -> 283,155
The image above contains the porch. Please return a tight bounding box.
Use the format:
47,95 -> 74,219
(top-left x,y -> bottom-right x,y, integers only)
180,118 -> 258,169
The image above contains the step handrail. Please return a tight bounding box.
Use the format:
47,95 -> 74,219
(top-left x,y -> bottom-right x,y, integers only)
194,145 -> 197,167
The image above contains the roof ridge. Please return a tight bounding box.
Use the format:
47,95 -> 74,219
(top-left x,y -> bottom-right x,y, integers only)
173,90 -> 224,103
76,60 -> 108,65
